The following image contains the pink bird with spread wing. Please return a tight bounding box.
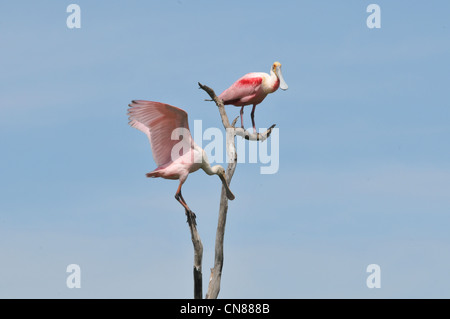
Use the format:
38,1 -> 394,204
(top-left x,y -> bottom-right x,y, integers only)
219,61 -> 288,133
128,100 -> 235,216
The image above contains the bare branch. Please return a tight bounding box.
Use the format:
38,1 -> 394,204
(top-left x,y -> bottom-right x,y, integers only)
185,210 -> 203,299
198,82 -> 231,128
235,125 -> 276,141
231,116 -> 239,128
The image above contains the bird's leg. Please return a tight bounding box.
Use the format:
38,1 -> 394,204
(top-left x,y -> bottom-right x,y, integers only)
240,106 -> 245,129
176,191 -> 197,225
174,183 -> 190,211
251,104 -> 257,134
180,191 -> 197,220
174,182 -> 197,224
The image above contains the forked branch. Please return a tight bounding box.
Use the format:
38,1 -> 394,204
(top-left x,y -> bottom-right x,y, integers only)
198,82 -> 275,299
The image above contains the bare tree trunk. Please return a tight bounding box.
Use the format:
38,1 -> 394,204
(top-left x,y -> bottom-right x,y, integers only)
186,210 -> 203,299
198,82 -> 275,299
206,133 -> 237,299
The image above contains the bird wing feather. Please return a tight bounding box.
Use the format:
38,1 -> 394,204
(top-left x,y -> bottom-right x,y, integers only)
128,100 -> 193,167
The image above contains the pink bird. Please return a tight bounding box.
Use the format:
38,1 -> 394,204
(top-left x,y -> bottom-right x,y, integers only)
128,100 -> 235,217
219,61 -> 288,133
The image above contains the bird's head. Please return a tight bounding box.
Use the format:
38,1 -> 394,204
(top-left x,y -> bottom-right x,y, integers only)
272,61 -> 282,70
272,61 -> 288,91
214,165 -> 235,200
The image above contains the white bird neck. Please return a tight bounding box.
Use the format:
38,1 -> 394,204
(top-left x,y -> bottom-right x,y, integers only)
199,150 -> 217,176
262,70 -> 280,94
202,162 -> 220,176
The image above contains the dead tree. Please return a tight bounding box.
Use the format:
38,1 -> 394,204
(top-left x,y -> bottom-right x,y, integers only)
183,83 -> 274,299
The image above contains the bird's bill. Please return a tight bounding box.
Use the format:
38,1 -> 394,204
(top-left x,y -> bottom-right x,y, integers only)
275,66 -> 288,90
219,173 -> 235,200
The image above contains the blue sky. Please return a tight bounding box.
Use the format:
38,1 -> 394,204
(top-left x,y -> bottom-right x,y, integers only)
1,1 -> 449,298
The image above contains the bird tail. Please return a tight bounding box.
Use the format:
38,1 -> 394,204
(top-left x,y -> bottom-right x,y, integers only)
146,171 -> 161,178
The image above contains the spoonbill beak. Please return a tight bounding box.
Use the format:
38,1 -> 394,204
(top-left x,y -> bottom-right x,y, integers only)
219,172 -> 235,200
275,65 -> 288,90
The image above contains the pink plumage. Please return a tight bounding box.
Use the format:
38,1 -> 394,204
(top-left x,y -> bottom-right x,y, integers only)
219,74 -> 265,106
128,100 -> 235,215
218,62 -> 288,133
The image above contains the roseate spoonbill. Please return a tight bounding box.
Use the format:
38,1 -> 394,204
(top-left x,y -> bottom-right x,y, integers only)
128,100 -> 235,217
218,61 -> 288,133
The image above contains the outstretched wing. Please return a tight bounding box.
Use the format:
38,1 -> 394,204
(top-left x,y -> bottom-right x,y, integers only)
128,100 -> 193,167
219,72 -> 264,104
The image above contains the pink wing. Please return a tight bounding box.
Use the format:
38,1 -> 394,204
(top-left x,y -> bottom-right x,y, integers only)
219,73 -> 264,105
128,100 -> 193,167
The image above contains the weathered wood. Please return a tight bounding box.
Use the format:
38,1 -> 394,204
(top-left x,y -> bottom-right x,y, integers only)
197,83 -> 238,299
206,142 -> 237,299
185,209 -> 203,299
198,82 -> 275,299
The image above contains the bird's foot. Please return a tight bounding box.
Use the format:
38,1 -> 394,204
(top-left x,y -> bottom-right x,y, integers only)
185,209 -> 197,226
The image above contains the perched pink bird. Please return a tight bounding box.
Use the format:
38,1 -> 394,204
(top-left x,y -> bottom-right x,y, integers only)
219,61 -> 288,133
128,100 -> 235,216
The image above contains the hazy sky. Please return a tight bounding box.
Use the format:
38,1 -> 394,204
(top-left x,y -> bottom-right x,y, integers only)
1,1 -> 449,298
